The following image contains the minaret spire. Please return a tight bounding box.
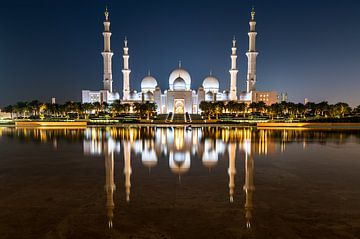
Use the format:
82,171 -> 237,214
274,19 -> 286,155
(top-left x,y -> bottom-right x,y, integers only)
105,6 -> 109,21
246,6 -> 259,93
102,6 -> 114,92
229,37 -> 238,101
251,6 -> 255,21
122,37 -> 131,101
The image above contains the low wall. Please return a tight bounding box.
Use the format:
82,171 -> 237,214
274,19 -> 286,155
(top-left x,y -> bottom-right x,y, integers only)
15,121 -> 87,127
257,122 -> 360,129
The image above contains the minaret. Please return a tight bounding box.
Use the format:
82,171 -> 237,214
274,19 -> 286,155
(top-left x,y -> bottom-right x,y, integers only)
122,37 -> 131,101
229,37 -> 238,101
243,152 -> 255,229
102,7 -> 114,93
228,142 -> 236,203
104,148 -> 115,229
246,7 -> 259,93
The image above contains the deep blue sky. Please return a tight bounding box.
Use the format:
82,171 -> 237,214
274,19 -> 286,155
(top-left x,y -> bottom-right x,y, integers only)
1,0 -> 360,107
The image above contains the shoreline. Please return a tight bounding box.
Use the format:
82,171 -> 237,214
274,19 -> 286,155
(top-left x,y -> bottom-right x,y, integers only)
1,121 -> 360,129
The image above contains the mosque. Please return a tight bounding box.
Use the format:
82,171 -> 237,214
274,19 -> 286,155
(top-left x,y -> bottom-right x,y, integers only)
82,7 -> 278,114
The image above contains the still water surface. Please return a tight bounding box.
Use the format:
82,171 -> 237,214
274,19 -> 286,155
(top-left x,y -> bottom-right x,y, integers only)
0,127 -> 360,239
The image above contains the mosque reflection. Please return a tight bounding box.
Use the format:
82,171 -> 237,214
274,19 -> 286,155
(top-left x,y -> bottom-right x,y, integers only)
1,126 -> 359,229
82,127 -> 259,229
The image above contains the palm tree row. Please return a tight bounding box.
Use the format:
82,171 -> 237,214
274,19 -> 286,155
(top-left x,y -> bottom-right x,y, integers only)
2,100 -> 156,120
200,101 -> 360,120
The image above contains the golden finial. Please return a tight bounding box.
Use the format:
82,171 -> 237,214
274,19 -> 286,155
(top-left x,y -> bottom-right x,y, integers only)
105,6 -> 109,21
232,36 -> 236,47
251,6 -> 255,21
124,36 -> 128,47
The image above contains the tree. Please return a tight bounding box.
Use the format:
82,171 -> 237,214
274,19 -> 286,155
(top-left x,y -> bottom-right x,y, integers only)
93,102 -> 102,116
81,103 -> 94,119
354,105 -> 360,115
316,101 -> 329,117
133,102 -> 156,120
330,102 -> 351,117
199,101 -> 212,120
3,105 -> 14,118
213,101 -> 225,120
110,100 -> 123,117
15,101 -> 29,118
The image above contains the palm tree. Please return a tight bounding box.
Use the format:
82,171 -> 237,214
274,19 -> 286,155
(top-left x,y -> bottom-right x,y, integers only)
3,105 -> 14,118
316,101 -> 329,117
81,103 -> 94,119
257,101 -> 267,115
29,100 -> 42,116
226,101 -> 237,115
143,102 -> 156,120
354,105 -> 360,115
199,101 -> 212,120
15,101 -> 30,118
213,101 -> 225,120
93,102 -> 102,116
110,100 -> 123,117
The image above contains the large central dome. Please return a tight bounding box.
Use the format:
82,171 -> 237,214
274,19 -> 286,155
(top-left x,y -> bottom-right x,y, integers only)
169,67 -> 191,90
203,76 -> 219,90
141,75 -> 157,91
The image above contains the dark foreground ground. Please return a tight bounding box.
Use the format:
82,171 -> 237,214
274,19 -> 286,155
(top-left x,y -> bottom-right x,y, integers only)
0,133 -> 360,239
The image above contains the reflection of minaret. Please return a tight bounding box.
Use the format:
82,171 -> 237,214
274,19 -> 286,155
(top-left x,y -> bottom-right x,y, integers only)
243,152 -> 255,229
228,142 -> 236,203
104,148 -> 115,229
123,141 -> 132,202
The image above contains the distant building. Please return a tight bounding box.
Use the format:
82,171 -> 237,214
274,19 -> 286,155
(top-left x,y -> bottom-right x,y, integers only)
278,92 -> 289,102
0,110 -> 11,119
82,7 -> 280,111
51,97 -> 56,104
304,98 -> 309,105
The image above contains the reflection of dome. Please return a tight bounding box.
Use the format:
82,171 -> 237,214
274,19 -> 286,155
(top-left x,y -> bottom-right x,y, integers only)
173,77 -> 186,91
169,151 -> 191,174
141,76 -> 157,91
169,68 -> 191,90
203,76 -> 219,90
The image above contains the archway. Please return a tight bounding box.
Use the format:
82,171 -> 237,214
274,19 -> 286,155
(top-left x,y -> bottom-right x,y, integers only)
174,99 -> 185,114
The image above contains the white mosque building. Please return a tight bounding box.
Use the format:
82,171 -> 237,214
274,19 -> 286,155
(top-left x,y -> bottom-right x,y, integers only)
82,7 -> 278,114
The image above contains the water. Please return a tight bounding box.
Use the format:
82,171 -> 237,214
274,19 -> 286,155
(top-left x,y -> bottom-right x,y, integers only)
0,127 -> 360,239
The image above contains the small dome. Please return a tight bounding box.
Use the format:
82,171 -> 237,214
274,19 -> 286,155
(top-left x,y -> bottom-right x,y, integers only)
205,91 -> 214,101
141,76 -> 157,91
173,77 -> 186,91
143,91 -> 154,101
222,90 -> 230,101
203,76 -> 219,90
169,67 -> 191,90
129,90 -> 138,100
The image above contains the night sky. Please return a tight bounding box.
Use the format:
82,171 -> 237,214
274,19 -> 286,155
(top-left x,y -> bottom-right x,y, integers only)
1,0 -> 360,107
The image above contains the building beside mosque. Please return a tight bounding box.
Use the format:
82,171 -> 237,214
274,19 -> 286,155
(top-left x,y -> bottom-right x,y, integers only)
82,7 -> 279,113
